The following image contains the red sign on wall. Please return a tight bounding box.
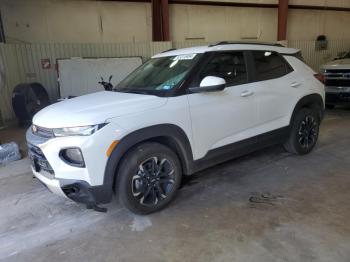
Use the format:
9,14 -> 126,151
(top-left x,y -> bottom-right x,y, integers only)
41,58 -> 51,69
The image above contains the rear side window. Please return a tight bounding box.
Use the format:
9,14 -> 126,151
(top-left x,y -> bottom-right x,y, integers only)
252,51 -> 293,81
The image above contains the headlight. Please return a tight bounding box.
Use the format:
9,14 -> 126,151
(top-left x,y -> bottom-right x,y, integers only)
53,124 -> 107,137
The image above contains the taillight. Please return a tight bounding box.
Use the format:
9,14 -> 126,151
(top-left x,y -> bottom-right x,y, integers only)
314,73 -> 325,84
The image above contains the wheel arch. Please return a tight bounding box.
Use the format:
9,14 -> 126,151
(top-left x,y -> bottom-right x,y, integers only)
290,94 -> 325,125
100,124 -> 194,203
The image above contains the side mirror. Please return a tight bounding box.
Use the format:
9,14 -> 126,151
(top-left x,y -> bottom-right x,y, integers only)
189,76 -> 226,93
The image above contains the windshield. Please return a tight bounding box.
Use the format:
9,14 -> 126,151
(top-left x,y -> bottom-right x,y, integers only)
335,51 -> 350,60
115,54 -> 201,94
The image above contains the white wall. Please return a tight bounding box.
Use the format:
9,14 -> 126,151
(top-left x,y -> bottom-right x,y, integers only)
170,5 -> 277,42
289,0 -> 350,8
1,0 -> 350,43
189,0 -> 350,7
170,0 -> 350,42
287,9 -> 350,40
1,0 -> 152,43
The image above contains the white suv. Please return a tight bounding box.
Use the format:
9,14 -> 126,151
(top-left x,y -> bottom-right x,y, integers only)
26,42 -> 325,214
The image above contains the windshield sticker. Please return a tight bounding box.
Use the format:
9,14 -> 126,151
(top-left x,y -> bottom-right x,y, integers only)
173,54 -> 196,61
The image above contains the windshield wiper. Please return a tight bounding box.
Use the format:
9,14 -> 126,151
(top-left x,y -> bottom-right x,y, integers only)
113,89 -> 154,95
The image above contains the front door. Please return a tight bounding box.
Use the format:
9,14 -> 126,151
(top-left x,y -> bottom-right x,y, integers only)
187,51 -> 258,160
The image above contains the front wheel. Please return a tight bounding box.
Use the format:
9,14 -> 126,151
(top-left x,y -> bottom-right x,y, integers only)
116,142 -> 182,214
284,108 -> 320,155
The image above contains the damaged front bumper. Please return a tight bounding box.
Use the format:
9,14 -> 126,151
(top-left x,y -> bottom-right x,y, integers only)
31,167 -> 67,198
32,167 -> 107,212
26,127 -> 110,212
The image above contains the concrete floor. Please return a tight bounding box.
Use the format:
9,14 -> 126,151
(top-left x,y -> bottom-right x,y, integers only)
0,109 -> 350,262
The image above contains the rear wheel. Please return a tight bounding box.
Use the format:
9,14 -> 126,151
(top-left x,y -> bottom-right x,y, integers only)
284,108 -> 320,155
116,142 -> 182,214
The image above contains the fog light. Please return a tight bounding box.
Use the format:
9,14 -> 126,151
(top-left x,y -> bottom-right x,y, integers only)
60,148 -> 85,167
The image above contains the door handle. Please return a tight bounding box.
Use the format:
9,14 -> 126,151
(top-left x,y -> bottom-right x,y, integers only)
241,90 -> 254,97
291,82 -> 301,88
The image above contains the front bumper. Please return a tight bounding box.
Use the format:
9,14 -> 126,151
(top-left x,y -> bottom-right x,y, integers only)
325,86 -> 350,105
32,165 -> 108,211
32,167 -> 68,198
26,122 -> 124,206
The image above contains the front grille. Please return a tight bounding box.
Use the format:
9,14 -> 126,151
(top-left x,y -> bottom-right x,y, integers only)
32,125 -> 54,138
28,143 -> 54,174
325,79 -> 350,87
324,69 -> 350,85
324,69 -> 349,74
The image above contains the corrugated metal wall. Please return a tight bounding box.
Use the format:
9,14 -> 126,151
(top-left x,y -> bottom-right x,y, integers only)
289,40 -> 350,70
0,40 -> 349,122
0,42 -> 171,121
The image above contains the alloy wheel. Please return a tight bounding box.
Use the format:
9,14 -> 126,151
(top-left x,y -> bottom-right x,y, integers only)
132,157 -> 176,206
298,115 -> 318,149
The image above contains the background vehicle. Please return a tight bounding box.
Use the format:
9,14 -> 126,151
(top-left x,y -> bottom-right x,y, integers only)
26,42 -> 325,214
322,51 -> 350,108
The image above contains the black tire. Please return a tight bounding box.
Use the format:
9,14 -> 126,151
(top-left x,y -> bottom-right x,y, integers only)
325,104 -> 335,109
284,108 -> 320,155
12,83 -> 50,126
116,142 -> 182,214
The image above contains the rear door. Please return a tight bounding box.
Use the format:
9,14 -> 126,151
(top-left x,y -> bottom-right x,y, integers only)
249,50 -> 301,134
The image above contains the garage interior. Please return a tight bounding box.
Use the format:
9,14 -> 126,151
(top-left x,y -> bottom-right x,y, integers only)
0,0 -> 350,261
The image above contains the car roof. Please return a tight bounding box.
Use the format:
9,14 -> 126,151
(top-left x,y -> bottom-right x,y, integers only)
152,42 -> 299,58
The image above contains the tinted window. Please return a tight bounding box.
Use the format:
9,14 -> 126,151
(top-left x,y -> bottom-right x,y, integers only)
252,51 -> 292,81
198,52 -> 247,86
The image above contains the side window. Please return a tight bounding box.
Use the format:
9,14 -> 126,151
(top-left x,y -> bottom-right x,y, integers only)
252,51 -> 292,81
198,52 -> 247,86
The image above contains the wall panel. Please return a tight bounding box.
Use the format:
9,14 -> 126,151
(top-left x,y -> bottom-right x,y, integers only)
0,42 -> 153,121
289,39 -> 350,70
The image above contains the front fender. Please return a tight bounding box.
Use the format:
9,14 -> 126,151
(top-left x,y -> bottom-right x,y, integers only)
97,124 -> 194,204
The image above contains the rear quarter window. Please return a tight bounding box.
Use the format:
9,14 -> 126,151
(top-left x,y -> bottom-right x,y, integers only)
252,51 -> 293,82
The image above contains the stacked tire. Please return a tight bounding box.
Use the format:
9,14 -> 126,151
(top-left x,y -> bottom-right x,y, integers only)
12,83 -> 50,126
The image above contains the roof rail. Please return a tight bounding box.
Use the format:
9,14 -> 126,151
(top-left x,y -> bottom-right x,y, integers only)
161,48 -> 177,53
208,41 -> 284,47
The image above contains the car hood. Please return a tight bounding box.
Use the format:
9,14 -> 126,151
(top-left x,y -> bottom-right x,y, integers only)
33,91 -> 167,128
323,58 -> 350,70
